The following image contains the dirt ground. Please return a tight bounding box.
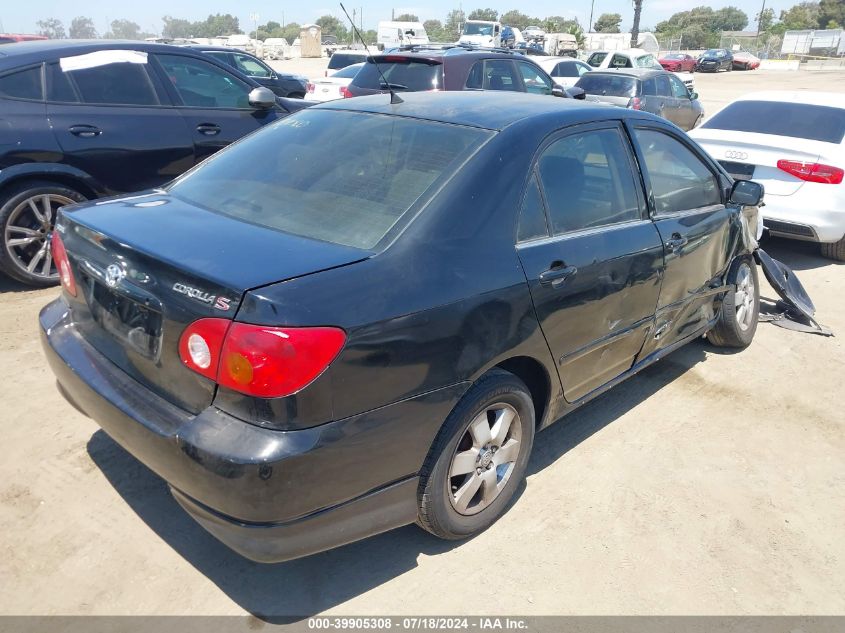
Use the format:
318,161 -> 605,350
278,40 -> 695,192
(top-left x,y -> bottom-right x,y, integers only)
1,68 -> 844,618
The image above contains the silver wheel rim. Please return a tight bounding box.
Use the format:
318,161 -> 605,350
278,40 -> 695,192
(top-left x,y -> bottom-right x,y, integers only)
447,403 -> 522,516
734,263 -> 755,331
4,193 -> 74,280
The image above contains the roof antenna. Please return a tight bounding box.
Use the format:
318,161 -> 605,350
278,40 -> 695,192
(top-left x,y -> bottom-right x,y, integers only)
339,2 -> 403,104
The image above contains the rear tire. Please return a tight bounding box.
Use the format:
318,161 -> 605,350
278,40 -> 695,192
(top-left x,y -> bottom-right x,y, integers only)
417,370 -> 535,540
708,257 -> 759,348
820,237 -> 845,261
0,180 -> 86,287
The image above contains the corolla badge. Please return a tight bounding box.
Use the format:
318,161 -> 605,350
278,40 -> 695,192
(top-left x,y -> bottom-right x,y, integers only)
172,282 -> 232,311
105,263 -> 125,287
725,150 -> 748,160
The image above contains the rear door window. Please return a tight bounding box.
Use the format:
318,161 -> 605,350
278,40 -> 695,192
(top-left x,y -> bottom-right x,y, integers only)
655,75 -> 672,97
166,110 -> 493,250
352,60 -> 442,91
483,60 -> 519,91
517,176 -> 549,242
0,66 -> 42,100
641,78 -> 656,96
537,127 -> 642,234
60,56 -> 159,106
702,101 -> 845,144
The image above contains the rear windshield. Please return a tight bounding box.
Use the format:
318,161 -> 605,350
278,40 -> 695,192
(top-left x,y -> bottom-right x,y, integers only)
331,63 -> 363,79
703,101 -> 845,144
167,110 -> 492,250
328,53 -> 368,70
351,60 -> 443,91
576,74 -> 637,97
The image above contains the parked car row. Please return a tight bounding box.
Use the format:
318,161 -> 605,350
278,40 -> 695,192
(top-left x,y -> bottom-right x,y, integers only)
659,49 -> 761,73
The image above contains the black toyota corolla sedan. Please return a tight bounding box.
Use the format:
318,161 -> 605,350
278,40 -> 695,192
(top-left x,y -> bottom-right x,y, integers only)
41,91 -> 764,563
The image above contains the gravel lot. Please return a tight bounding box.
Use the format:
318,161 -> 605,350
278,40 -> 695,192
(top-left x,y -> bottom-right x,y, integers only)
1,67 -> 844,618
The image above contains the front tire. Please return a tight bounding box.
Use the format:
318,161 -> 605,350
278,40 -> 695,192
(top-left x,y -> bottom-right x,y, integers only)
417,370 -> 535,540
708,257 -> 759,348
820,237 -> 845,261
0,181 -> 86,287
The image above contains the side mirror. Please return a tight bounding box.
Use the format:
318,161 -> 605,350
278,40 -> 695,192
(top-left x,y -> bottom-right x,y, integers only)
689,91 -> 699,100
567,86 -> 586,100
729,179 -> 764,206
551,86 -> 566,97
248,86 -> 277,109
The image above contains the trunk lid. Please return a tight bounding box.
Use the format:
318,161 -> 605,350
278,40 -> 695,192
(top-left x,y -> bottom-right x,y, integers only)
690,128 -> 823,196
58,191 -> 369,413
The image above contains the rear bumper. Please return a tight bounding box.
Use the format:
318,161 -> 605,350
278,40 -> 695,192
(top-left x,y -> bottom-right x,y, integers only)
761,190 -> 845,243
40,298 -> 464,562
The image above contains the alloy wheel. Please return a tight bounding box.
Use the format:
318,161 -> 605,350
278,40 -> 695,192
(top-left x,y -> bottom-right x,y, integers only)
733,262 -> 756,330
447,403 -> 522,516
4,193 -> 74,281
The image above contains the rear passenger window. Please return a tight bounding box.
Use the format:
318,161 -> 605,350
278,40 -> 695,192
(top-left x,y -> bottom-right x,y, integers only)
64,63 -> 159,106
641,78 -> 656,96
46,63 -> 78,102
0,67 -> 42,100
538,128 -> 641,234
483,60 -> 519,91
634,129 -> 721,214
655,75 -> 671,97
517,176 -> 549,242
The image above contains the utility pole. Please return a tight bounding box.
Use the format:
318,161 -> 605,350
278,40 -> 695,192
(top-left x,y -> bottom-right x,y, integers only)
755,0 -> 767,48
589,0 -> 596,33
250,12 -> 259,37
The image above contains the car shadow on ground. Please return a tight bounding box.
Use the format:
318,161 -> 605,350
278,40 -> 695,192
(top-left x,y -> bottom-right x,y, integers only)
0,275 -> 38,293
760,235 -> 841,271
86,341 -> 712,622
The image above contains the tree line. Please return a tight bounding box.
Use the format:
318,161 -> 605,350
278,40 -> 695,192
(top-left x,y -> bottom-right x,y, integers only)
33,14 -> 242,40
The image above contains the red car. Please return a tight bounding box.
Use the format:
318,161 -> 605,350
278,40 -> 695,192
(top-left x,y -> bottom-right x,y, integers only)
658,53 -> 696,72
732,51 -> 761,70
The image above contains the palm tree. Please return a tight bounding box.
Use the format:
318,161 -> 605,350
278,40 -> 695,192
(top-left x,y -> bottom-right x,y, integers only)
630,0 -> 643,47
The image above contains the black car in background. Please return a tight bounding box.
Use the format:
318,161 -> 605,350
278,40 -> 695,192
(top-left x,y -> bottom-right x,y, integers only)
697,48 -> 734,72
182,45 -> 308,98
346,46 -> 577,98
42,91 -> 765,563
0,40 -> 308,286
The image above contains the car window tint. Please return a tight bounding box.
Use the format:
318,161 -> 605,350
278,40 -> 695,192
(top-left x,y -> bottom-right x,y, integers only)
518,176 -> 549,242
516,62 -> 551,95
553,62 -> 579,77
576,74 -> 637,98
641,78 -> 656,96
167,110 -> 492,250
465,61 -> 483,89
483,60 -> 519,91
702,101 -> 845,144
587,52 -> 607,67
538,128 -> 641,234
64,62 -> 158,106
46,63 -> 78,102
634,129 -> 721,214
328,53 -> 366,70
0,66 -> 42,100
157,54 -> 249,108
233,53 -> 272,78
668,75 -> 688,98
655,75 -> 671,97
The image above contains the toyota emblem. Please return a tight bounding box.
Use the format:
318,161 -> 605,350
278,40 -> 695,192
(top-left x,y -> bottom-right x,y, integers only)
105,263 -> 125,287
725,150 -> 748,160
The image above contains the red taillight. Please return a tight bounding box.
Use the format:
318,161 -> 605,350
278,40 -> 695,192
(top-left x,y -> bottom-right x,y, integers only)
178,318 -> 230,380
306,82 -> 315,93
777,160 -> 843,185
340,86 -> 352,98
628,97 -> 642,110
179,319 -> 346,398
51,232 -> 76,297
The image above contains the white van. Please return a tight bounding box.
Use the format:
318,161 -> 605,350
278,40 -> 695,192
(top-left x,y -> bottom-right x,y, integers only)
459,20 -> 502,47
377,21 -> 429,50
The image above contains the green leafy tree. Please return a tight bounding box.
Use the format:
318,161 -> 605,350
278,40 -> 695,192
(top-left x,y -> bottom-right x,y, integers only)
775,1 -> 821,32
314,15 -> 348,41
543,16 -> 580,32
196,14 -> 242,37
500,10 -> 533,30
712,6 -> 749,31
593,12 -> 622,32
69,16 -> 97,38
423,19 -> 446,41
162,16 -> 194,39
756,7 -> 776,31
444,9 -> 466,39
468,8 -> 499,22
394,13 -> 419,22
818,0 -> 845,27
105,19 -> 142,39
564,22 -> 586,47
280,23 -> 302,43
37,18 -> 66,39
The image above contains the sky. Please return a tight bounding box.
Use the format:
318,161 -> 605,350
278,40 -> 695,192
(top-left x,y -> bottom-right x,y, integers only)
1,0 -> 793,35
